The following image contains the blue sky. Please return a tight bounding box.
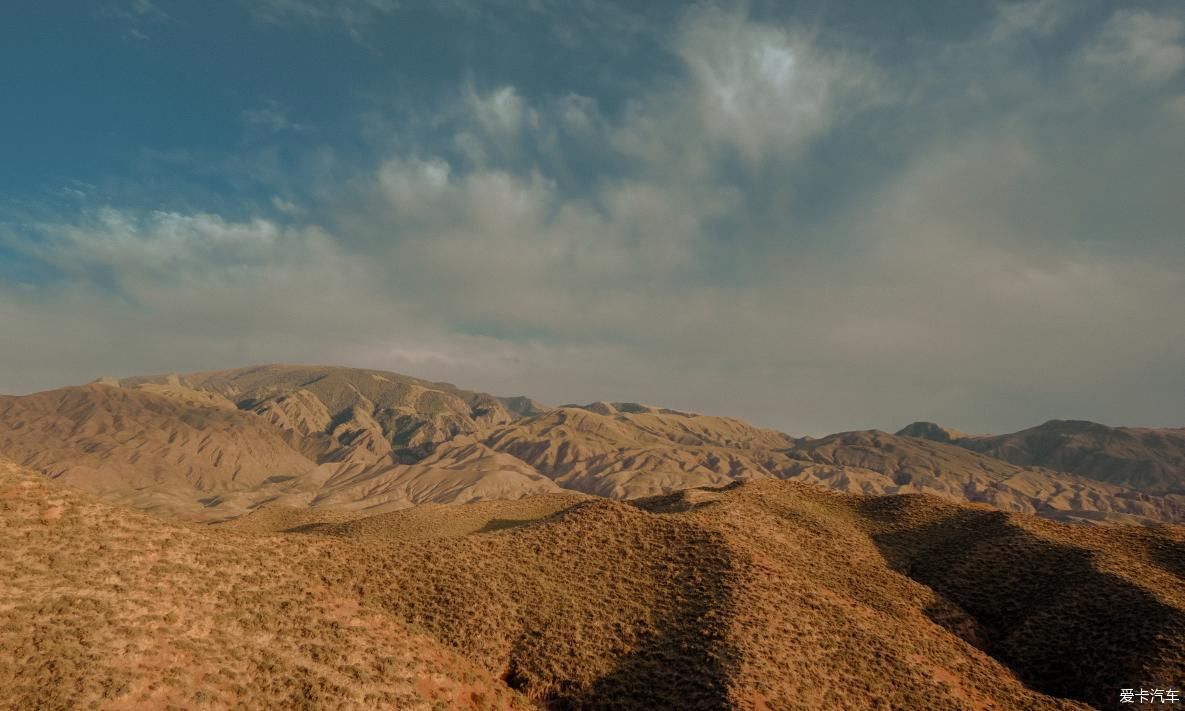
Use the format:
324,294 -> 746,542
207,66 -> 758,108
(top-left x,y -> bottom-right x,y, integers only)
2,0 -> 1184,435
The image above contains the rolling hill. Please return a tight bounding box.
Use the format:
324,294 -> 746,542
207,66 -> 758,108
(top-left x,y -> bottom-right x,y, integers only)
7,456 -> 1184,709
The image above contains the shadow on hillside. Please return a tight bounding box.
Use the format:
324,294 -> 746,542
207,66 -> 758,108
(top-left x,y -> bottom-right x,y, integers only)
859,498 -> 1185,709
1147,538 -> 1185,583
515,524 -> 738,710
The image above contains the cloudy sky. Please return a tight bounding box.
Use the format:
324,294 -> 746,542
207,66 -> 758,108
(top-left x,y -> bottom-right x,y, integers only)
2,0 -> 1184,435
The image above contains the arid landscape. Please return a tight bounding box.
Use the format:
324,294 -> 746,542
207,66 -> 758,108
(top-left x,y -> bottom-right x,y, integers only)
3,364 -> 1185,709
7,1 -> 1185,708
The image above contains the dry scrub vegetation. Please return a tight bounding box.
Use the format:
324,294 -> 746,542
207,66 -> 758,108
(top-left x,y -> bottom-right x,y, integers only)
4,457 -> 1184,709
0,461 -> 527,710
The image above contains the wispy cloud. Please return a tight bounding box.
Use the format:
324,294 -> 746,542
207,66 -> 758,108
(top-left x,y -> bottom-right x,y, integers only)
241,100 -> 309,133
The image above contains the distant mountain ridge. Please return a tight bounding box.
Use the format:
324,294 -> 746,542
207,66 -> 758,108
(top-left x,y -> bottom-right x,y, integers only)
0,364 -> 1182,525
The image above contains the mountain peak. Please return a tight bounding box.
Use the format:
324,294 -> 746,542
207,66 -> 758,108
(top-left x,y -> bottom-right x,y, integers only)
894,421 -> 967,443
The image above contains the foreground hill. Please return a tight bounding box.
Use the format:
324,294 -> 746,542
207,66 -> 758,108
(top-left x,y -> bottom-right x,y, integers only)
0,460 -> 526,710
9,457 -> 1185,709
898,420 -> 1185,495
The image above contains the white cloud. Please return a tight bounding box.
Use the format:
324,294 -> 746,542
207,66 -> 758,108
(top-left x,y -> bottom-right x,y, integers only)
466,85 -> 536,137
613,8 -> 887,175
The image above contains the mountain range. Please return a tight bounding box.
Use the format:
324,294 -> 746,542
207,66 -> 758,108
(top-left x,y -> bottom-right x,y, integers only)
1,364 -> 1182,525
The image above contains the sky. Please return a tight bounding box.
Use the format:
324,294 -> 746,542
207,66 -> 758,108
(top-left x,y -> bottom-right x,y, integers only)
1,0 -> 1184,435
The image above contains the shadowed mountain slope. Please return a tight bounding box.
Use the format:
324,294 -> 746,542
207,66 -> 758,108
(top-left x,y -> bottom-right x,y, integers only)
858,493 -> 1185,708
14,457 -> 1184,709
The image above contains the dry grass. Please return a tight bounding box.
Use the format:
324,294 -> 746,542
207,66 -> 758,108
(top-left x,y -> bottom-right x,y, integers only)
0,462 -> 527,711
5,457 -> 1183,709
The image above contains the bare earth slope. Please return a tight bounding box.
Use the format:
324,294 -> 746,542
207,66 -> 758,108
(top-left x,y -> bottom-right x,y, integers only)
2,367 -> 1183,525
479,410 -> 1185,524
12,458 -> 1185,709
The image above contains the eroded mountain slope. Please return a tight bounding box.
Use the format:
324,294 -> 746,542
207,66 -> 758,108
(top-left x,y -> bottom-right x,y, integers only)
481,405 -> 794,498
122,364 -> 544,462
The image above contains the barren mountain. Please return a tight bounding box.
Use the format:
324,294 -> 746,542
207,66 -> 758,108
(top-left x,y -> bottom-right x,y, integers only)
0,368 -> 564,520
284,438 -> 566,514
898,420 -> 1185,495
8,456 -> 1184,709
479,410 -> 1185,524
895,421 -> 969,443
